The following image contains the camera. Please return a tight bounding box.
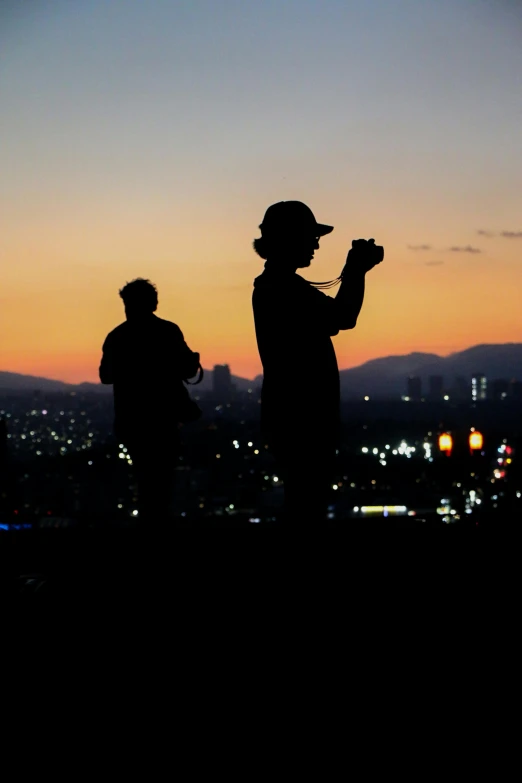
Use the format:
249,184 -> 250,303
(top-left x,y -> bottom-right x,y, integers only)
348,238 -> 384,271
309,237 -> 384,289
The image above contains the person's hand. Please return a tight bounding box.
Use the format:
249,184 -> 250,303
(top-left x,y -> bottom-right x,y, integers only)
344,238 -> 384,274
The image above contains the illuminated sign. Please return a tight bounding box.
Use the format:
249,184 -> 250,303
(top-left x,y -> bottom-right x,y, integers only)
359,505 -> 407,515
438,433 -> 453,455
469,431 -> 484,452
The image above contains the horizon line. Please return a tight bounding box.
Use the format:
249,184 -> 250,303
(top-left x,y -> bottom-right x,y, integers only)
2,341 -> 522,386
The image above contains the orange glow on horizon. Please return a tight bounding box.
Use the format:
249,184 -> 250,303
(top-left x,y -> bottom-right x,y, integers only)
2,207 -> 522,384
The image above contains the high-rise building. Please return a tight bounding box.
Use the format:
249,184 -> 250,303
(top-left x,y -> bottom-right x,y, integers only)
428,375 -> 444,400
0,418 -> 7,467
213,364 -> 233,397
491,379 -> 509,401
406,376 -> 422,401
509,380 -> 522,400
472,374 -> 487,401
452,376 -> 469,402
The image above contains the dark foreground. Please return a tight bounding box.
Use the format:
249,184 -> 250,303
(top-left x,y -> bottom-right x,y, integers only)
0,512 -> 503,606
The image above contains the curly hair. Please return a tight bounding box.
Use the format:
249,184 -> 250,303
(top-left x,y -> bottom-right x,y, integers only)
252,237 -> 270,259
253,229 -> 301,259
119,278 -> 158,311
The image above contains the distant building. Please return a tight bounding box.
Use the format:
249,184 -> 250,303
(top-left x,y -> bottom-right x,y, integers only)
472,374 -> 487,401
0,419 -> 8,505
0,418 -> 7,454
491,379 -> 510,401
213,364 -> 233,398
509,380 -> 522,400
428,375 -> 444,400
406,376 -> 422,401
452,376 -> 469,402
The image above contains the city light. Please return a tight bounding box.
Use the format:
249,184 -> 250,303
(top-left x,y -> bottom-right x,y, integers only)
438,433 -> 453,455
1,380 -> 519,527
358,505 -> 407,515
469,430 -> 484,452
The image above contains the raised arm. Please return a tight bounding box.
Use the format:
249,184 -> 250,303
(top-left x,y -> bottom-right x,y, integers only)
333,238 -> 383,330
334,269 -> 366,330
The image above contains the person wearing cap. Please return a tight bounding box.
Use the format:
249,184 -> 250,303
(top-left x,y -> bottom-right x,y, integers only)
252,201 -> 383,525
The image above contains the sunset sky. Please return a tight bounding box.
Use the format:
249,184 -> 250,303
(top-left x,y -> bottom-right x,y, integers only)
1,0 -> 521,383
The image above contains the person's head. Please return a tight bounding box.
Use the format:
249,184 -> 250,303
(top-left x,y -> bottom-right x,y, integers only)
119,278 -> 158,320
253,201 -> 333,270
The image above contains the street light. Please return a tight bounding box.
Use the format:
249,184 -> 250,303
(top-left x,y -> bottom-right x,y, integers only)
439,433 -> 453,456
469,430 -> 484,454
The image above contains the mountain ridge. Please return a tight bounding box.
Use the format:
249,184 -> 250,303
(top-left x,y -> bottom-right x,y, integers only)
1,343 -> 521,398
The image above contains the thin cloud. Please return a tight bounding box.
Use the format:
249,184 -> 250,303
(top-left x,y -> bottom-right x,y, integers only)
449,245 -> 481,254
476,230 -> 522,239
407,244 -> 431,251
425,260 -> 444,266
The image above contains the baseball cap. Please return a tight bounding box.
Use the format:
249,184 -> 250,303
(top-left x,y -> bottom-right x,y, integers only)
259,201 -> 334,237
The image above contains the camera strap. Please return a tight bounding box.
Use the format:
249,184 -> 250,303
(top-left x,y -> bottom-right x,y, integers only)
185,363 -> 204,385
308,273 -> 343,290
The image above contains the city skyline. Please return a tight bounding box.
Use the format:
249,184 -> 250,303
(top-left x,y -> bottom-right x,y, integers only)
1,383 -> 519,526
2,342 -> 522,402
2,1 -> 522,383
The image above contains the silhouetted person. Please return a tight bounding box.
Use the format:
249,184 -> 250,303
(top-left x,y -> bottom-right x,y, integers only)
99,278 -> 201,526
252,201 -> 384,524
